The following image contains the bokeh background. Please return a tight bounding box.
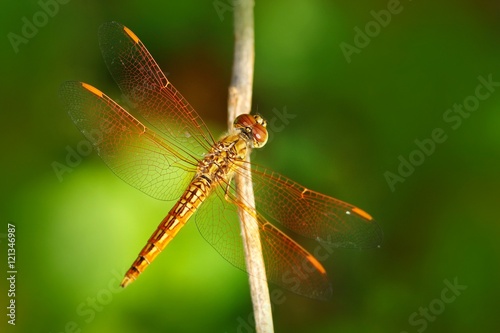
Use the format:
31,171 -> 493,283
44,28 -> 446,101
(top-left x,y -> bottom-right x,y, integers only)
1,0 -> 499,332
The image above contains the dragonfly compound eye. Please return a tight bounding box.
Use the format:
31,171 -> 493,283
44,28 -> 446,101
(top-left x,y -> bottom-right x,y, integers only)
234,114 -> 255,129
252,123 -> 268,148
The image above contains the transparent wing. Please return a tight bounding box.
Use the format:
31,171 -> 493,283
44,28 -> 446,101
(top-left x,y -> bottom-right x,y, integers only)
59,81 -> 196,201
195,183 -> 333,300
195,161 -> 382,299
249,164 -> 383,249
98,21 -> 215,158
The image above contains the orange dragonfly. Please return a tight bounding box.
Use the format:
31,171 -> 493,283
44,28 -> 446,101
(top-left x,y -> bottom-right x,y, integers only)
60,22 -> 382,300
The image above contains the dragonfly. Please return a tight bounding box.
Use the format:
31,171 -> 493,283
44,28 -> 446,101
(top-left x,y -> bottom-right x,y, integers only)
59,21 -> 382,300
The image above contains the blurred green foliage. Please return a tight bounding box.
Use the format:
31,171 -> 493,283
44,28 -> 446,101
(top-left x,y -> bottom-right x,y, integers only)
1,0 -> 499,332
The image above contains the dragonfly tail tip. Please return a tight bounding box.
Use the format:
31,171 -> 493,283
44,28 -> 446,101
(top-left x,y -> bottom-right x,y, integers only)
120,276 -> 134,288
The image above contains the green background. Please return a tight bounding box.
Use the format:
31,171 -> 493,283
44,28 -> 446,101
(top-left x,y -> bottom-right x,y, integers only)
1,0 -> 499,332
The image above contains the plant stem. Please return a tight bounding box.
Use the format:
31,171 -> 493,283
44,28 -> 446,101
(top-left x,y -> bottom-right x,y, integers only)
227,1 -> 274,332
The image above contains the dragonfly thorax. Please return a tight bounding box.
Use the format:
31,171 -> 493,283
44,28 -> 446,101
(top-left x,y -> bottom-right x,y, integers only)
196,134 -> 247,185
196,114 -> 268,185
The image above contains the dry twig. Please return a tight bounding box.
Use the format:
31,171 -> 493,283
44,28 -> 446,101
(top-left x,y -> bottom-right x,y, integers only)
227,1 -> 274,332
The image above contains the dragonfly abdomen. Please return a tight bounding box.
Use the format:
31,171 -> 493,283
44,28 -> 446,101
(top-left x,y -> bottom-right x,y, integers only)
121,176 -> 213,287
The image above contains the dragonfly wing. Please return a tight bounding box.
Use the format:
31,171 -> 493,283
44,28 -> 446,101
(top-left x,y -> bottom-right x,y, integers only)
98,21 -> 215,158
247,164 -> 383,249
195,185 -> 245,272
59,81 -> 196,201
195,184 -> 332,300
259,218 -> 332,300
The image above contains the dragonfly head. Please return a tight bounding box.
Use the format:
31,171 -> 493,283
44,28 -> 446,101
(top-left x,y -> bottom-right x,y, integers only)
234,114 -> 268,148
